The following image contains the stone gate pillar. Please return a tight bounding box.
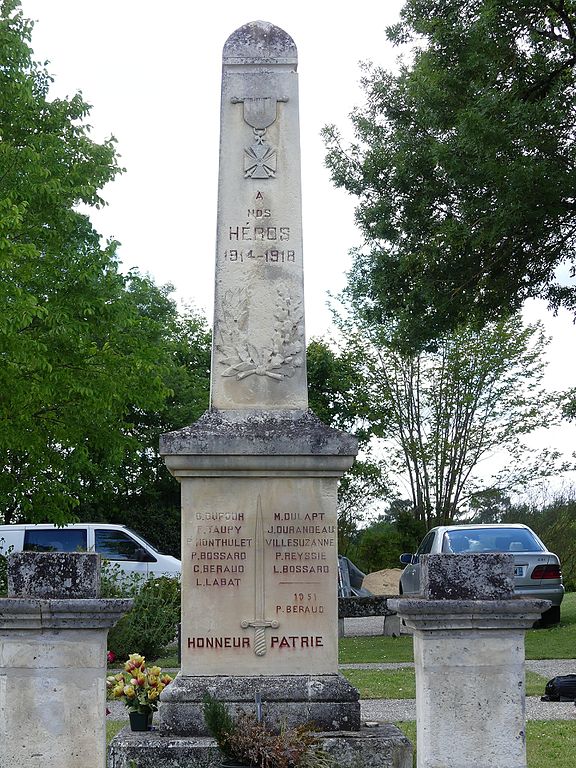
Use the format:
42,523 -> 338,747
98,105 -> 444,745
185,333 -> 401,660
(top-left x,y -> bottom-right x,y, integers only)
390,554 -> 549,768
0,552 -> 132,768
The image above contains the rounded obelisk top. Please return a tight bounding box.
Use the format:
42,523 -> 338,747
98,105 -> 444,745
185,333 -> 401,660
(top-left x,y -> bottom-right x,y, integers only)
223,21 -> 297,65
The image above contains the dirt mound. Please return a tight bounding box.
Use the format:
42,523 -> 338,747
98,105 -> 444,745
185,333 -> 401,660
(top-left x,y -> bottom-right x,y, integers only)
362,568 -> 402,595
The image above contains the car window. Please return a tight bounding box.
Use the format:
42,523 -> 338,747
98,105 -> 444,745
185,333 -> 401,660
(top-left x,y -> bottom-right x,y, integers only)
24,528 -> 87,553
443,528 -> 543,553
417,531 -> 436,555
95,529 -> 156,562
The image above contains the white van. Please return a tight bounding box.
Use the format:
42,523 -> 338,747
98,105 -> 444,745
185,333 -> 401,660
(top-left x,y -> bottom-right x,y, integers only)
0,523 -> 181,580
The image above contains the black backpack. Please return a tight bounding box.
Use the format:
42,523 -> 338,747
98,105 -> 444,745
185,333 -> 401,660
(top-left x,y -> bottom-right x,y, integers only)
541,674 -> 576,702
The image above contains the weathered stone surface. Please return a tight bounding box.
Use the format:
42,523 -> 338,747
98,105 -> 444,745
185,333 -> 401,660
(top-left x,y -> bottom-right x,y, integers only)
0,597 -> 134,629
0,596 -> 132,768
413,628 -> 528,768
160,408 -> 358,457
108,725 -> 412,768
159,673 -> 360,735
133,26 -> 364,768
175,473 -> 342,677
390,592 -> 552,768
8,551 -> 101,599
338,596 -> 396,618
388,597 -> 550,631
421,552 -> 515,599
211,21 -> 306,411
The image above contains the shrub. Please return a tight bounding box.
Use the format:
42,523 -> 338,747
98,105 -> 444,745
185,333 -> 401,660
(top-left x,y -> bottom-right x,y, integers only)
0,539 -> 14,597
106,574 -> 181,660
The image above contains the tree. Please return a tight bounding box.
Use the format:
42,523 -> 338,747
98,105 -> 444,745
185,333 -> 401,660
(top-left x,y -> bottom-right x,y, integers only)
75,307 -> 211,557
350,502 -> 426,574
501,490 -> 576,590
323,0 -> 576,351
0,2 -> 184,524
337,311 -> 567,528
307,339 -> 391,550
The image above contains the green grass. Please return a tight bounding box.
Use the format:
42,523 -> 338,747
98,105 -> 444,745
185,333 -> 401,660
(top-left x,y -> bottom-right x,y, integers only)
106,720 -> 126,744
342,668 -> 548,699
395,721 -> 576,768
152,653 -> 179,668
342,667 -> 417,698
525,591 -> 576,659
339,592 -> 576,664
339,635 -> 414,664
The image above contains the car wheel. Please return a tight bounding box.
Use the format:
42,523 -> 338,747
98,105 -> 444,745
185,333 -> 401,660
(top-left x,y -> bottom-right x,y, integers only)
540,605 -> 561,626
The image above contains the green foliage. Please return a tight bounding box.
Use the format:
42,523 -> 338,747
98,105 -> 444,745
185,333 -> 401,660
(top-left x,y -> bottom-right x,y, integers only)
323,0 -> 576,350
468,489 -> 512,523
350,506 -> 426,573
74,308 -> 211,557
307,339 -> 369,438
0,3 -> 212,534
338,593 -> 576,664
0,2 -> 205,525
307,338 -> 391,547
397,721 -> 576,768
106,575 -> 181,660
334,310 -> 565,527
202,693 -> 332,768
502,492 -> 576,591
100,560 -> 147,598
202,692 -> 238,756
526,722 -> 576,768
339,634 -> 415,665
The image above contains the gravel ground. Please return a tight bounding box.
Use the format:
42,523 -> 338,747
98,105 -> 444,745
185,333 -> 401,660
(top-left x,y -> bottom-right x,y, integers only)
360,696 -> 576,722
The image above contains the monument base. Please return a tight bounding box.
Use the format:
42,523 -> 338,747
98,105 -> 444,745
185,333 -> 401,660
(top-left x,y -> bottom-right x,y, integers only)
108,724 -> 412,768
159,673 -> 360,735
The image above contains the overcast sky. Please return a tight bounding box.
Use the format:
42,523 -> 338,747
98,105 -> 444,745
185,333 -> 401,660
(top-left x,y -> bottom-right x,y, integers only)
19,0 -> 409,337
17,0 -> 576,493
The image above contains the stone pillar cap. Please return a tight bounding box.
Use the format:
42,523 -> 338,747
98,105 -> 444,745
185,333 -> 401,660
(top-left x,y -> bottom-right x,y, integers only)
223,21 -> 297,65
8,551 -> 101,599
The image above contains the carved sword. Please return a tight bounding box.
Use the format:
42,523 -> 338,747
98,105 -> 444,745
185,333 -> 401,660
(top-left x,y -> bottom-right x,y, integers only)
241,495 -> 279,656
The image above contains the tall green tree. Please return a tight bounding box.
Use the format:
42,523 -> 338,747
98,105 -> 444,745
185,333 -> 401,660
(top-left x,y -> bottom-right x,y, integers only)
323,0 -> 576,350
307,339 -> 391,550
76,307 -> 211,556
0,1 -> 183,524
337,312 -> 566,527
501,490 -> 576,590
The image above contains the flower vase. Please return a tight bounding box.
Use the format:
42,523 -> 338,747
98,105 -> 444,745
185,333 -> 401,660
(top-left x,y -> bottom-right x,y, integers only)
129,709 -> 153,731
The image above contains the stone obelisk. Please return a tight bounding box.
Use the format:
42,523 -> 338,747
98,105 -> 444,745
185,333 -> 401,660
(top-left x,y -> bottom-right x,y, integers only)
159,20 -> 359,735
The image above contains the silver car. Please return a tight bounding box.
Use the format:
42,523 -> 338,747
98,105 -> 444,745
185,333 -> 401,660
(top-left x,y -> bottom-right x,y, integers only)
399,523 -> 564,624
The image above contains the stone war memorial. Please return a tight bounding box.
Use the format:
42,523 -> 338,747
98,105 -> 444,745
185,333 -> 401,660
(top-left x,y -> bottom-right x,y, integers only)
109,19 -> 411,768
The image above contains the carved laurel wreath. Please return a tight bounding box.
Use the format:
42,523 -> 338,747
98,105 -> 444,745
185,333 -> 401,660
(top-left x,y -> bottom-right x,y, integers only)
217,288 -> 304,380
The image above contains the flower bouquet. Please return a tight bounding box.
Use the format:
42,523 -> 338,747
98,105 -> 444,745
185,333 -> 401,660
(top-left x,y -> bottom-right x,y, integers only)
107,653 -> 173,730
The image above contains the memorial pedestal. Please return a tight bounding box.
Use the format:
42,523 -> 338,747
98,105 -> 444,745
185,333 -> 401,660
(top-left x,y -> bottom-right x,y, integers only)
159,409 -> 359,731
159,673 -> 360,734
108,725 -> 412,768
